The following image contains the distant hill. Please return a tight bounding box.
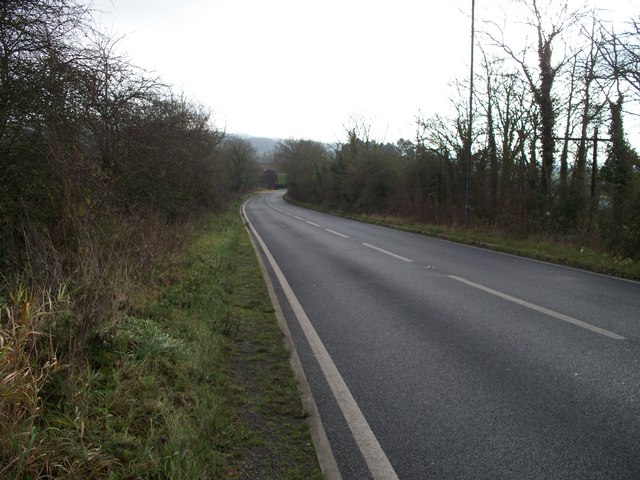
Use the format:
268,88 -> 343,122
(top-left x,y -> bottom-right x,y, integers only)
234,134 -> 280,155
232,134 -> 337,166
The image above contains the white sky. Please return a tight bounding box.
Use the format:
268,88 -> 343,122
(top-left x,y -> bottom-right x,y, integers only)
87,0 -> 638,144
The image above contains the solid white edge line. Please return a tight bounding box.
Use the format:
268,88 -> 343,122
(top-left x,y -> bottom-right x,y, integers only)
362,243 -> 414,263
243,198 -> 400,480
326,229 -> 350,239
242,198 -> 342,480
448,275 -> 625,340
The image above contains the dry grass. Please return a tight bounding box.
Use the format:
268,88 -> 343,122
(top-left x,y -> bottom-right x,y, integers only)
0,198 -> 321,479
0,206 -> 183,478
0,283 -> 64,477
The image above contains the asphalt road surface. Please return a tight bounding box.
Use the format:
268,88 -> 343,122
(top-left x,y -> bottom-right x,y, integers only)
243,191 -> 640,480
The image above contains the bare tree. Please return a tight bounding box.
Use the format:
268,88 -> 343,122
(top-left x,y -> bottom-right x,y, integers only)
221,136 -> 259,192
599,17 -> 640,100
557,52 -> 579,197
478,51 -> 500,211
78,32 -> 162,170
0,0 -> 88,143
486,0 -> 586,196
572,18 -> 606,198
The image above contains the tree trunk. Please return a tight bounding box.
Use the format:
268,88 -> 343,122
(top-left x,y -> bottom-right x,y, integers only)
536,27 -> 556,196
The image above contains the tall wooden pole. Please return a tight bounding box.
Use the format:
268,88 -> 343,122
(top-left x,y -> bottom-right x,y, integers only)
465,0 -> 476,228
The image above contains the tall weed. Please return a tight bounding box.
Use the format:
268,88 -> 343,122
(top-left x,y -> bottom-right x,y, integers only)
0,283 -> 64,477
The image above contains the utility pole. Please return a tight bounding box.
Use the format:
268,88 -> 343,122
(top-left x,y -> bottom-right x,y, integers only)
465,0 -> 476,228
590,127 -> 599,219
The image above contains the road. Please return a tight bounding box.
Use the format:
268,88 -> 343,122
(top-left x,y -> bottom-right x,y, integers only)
243,191 -> 640,480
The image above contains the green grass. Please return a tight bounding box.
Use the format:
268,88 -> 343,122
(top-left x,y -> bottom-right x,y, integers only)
1,199 -> 322,479
130,200 -> 323,478
285,197 -> 640,281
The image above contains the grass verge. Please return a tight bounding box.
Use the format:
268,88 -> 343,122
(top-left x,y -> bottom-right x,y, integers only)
285,196 -> 640,281
1,199 -> 322,479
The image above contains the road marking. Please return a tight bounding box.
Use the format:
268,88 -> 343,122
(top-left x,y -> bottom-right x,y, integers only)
294,215 -> 303,220
243,203 -> 399,480
448,275 -> 625,340
243,201 -> 342,480
362,243 -> 414,263
307,221 -> 320,227
326,229 -> 350,239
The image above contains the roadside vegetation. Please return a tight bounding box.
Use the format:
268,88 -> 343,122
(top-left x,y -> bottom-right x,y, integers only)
1,1 -> 318,478
1,199 -> 322,478
276,1 -> 640,278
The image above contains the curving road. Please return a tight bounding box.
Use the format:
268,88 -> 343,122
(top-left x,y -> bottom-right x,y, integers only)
243,191 -> 640,480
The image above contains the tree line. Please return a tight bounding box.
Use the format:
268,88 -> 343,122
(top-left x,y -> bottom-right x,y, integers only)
278,0 -> 640,259
0,0 -> 261,354
1,1 -> 268,473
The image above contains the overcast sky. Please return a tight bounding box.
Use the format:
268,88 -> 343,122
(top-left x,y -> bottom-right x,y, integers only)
87,0 -> 638,143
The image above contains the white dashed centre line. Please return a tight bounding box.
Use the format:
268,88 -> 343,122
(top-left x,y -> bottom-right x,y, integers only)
307,221 -> 320,227
449,275 -> 625,340
326,229 -> 350,239
362,243 -> 414,263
